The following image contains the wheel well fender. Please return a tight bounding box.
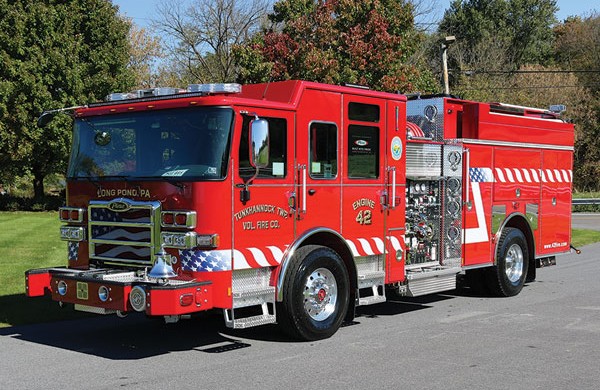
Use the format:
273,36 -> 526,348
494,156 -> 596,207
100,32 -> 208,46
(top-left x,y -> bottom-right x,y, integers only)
275,228 -> 357,303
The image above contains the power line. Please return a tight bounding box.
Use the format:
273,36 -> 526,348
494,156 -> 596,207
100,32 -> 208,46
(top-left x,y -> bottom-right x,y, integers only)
461,84 -> 600,91
455,69 -> 600,75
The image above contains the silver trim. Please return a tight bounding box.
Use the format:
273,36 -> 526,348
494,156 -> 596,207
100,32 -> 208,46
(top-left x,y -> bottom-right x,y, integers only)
462,138 -> 573,151
275,228 -> 355,302
88,198 -> 161,267
59,207 -> 85,223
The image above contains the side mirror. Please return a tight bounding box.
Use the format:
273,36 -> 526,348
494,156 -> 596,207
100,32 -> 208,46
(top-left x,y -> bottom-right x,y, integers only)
249,118 -> 269,169
37,111 -> 56,128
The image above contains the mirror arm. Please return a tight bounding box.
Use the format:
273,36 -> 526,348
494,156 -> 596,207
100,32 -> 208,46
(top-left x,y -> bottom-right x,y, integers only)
37,105 -> 87,127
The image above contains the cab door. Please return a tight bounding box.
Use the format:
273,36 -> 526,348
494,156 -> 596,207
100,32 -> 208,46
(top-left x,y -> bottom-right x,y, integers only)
339,96 -> 388,279
295,88 -> 343,233
232,108 -> 295,270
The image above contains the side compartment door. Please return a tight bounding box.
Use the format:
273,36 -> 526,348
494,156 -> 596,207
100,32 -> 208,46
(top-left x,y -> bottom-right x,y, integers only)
384,100 -> 407,283
462,144 -> 495,266
539,150 -> 572,254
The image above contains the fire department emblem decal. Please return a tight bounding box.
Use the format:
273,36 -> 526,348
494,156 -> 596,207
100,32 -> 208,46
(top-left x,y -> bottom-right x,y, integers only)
391,136 -> 403,161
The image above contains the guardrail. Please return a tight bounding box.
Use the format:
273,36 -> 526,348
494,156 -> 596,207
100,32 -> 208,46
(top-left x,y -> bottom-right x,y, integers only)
572,198 -> 600,205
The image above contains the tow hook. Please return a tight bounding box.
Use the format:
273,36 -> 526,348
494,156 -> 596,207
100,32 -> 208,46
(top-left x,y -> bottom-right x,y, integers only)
570,244 -> 582,255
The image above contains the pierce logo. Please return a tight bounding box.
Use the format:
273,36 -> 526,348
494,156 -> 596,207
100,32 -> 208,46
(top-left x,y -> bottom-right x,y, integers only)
108,200 -> 131,212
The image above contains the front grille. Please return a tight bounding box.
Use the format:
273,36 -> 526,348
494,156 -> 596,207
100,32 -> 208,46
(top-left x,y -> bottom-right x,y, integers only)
88,199 -> 161,267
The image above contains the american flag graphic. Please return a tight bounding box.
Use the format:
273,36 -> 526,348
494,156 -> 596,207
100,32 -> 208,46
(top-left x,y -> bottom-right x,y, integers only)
179,249 -> 231,272
91,208 -> 150,223
469,167 -> 494,183
90,207 -> 152,261
68,242 -> 79,261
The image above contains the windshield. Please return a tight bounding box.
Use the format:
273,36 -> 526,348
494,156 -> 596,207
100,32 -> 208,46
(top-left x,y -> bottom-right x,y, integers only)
68,107 -> 234,180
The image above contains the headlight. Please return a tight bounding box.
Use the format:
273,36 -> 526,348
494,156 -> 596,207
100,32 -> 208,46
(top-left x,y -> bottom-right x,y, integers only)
161,232 -> 197,249
57,280 -> 67,296
60,226 -> 85,242
98,286 -> 110,302
59,207 -> 85,223
161,211 -> 196,228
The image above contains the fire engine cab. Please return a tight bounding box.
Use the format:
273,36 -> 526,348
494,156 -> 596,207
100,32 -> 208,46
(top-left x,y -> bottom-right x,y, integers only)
26,81 -> 574,340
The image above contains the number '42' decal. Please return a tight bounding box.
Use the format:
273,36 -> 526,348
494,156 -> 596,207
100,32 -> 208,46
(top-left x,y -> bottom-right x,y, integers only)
355,210 -> 372,225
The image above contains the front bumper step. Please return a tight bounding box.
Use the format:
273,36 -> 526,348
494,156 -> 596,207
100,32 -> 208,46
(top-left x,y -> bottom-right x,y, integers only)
25,267 -> 213,316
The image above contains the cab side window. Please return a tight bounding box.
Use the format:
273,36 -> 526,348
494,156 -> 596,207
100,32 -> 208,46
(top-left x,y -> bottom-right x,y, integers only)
309,122 -> 338,179
238,116 -> 287,179
347,103 -> 380,179
348,125 -> 379,178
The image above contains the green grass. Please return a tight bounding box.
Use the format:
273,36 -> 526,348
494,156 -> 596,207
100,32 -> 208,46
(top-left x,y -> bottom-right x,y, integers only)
572,191 -> 600,198
0,212 -> 88,327
1,212 -> 600,328
571,228 -> 600,248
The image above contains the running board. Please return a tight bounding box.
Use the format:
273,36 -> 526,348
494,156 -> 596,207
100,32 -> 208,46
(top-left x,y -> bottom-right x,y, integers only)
405,267 -> 459,297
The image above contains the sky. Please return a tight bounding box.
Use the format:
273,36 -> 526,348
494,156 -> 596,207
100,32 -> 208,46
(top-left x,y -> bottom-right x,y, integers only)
112,0 -> 599,30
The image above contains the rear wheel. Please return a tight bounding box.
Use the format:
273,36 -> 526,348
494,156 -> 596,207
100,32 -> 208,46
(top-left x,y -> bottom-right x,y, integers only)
278,245 -> 349,341
488,227 -> 529,297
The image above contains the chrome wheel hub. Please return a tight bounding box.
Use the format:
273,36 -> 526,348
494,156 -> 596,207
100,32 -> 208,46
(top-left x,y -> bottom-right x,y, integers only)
505,243 -> 524,283
303,268 -> 337,321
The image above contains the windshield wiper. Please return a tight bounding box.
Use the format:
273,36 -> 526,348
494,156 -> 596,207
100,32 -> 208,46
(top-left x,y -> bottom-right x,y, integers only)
137,176 -> 185,190
72,176 -> 100,188
98,175 -> 130,181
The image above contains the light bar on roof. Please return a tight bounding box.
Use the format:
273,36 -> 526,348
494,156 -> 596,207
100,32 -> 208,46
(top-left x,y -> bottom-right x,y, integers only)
187,83 -> 242,94
105,87 -> 183,102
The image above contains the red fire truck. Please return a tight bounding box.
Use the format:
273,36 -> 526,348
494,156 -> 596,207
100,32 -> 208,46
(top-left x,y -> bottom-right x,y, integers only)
26,81 -> 574,340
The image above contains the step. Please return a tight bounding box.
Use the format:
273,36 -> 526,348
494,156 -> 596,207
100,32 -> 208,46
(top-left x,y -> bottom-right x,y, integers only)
357,270 -> 385,290
226,313 -> 277,329
406,267 -> 458,297
232,286 -> 275,309
358,294 -> 387,306
358,270 -> 385,281
74,304 -> 116,315
406,266 -> 460,280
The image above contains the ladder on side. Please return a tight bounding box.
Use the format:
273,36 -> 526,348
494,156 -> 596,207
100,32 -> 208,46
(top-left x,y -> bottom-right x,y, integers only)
356,255 -> 386,306
224,268 -> 276,329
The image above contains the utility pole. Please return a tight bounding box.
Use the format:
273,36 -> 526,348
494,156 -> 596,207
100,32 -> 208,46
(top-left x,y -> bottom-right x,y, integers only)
441,36 -> 456,95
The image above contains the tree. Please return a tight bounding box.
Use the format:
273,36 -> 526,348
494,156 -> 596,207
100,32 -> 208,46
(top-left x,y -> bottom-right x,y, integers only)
553,14 -> 600,191
438,0 -> 558,73
128,22 -> 164,89
0,0 -> 134,198
153,0 -> 270,84
235,0 -> 437,93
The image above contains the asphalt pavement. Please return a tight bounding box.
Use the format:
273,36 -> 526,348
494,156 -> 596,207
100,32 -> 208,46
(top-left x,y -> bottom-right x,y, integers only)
572,212 -> 600,231
1,240 -> 599,390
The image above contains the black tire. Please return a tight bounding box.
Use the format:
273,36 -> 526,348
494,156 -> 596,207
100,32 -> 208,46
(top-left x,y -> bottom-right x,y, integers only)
487,227 -> 529,297
278,245 -> 350,341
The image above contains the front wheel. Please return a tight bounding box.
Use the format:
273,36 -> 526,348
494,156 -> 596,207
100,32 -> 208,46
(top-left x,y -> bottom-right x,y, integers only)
487,227 -> 529,297
278,245 -> 350,341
